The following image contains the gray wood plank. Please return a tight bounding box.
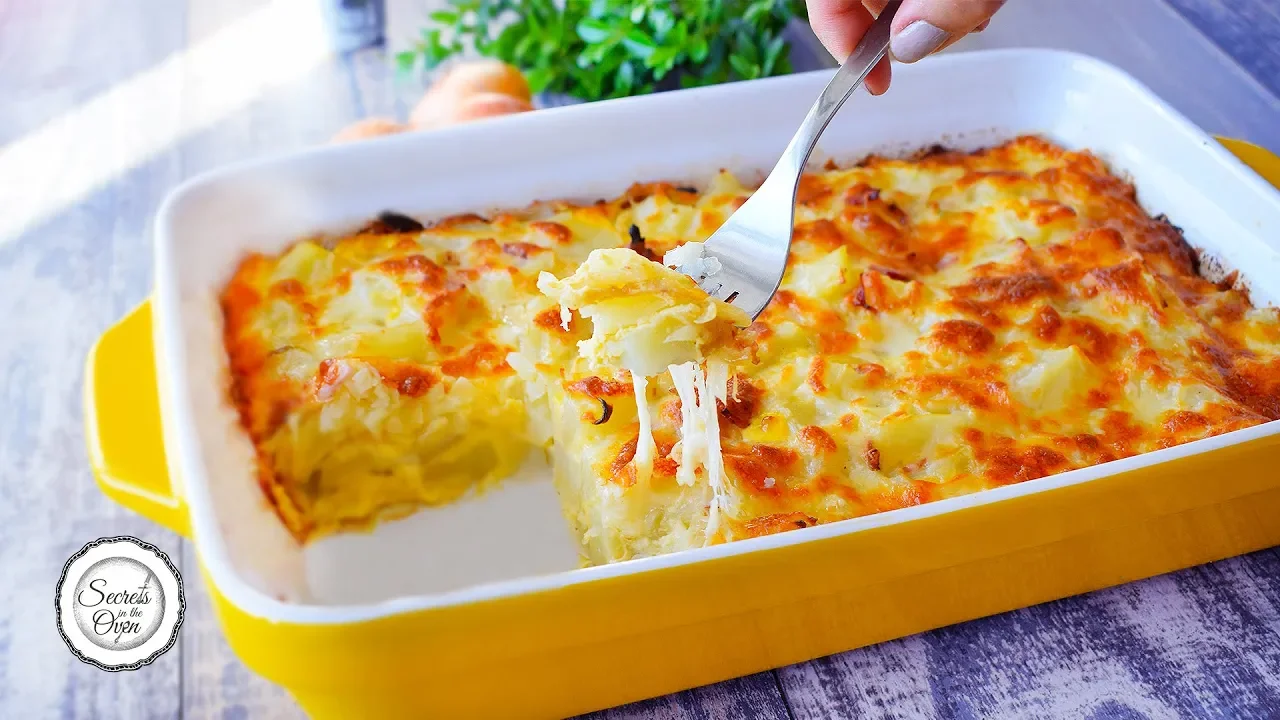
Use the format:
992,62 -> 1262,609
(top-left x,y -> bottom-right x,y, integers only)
581,672 -> 792,720
0,0 -> 188,718
779,549 -> 1280,720
1164,0 -> 1280,100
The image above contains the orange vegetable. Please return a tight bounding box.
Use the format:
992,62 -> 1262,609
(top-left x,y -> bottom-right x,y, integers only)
410,60 -> 532,128
329,118 -> 407,144
448,92 -> 534,123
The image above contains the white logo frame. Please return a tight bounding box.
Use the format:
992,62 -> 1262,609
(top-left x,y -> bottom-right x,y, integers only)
55,536 -> 185,672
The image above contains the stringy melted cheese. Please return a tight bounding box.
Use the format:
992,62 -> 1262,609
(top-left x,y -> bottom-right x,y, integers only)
539,247 -> 748,542
220,137 -> 1280,562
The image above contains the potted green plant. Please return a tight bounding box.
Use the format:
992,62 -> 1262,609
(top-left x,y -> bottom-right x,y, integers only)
396,0 -> 817,104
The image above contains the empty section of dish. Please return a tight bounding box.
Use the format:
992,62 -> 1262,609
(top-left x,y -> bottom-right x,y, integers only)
303,457 -> 580,604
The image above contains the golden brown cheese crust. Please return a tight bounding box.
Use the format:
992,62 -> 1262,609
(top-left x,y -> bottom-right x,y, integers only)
221,136 -> 1280,557
220,214 -> 592,539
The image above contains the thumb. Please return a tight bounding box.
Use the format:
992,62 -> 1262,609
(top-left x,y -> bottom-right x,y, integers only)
889,0 -> 1005,63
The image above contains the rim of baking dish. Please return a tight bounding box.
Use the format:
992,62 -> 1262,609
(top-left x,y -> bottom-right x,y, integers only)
154,47 -> 1280,624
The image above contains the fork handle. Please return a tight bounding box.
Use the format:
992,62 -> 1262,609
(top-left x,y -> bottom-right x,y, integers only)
772,0 -> 902,181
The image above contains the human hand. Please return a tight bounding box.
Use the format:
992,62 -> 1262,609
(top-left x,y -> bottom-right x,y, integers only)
806,0 -> 1005,95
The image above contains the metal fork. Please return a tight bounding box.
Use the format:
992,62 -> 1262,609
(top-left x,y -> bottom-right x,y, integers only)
673,0 -> 901,320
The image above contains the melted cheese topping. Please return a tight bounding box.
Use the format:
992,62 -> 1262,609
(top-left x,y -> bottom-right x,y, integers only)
221,137 -> 1280,563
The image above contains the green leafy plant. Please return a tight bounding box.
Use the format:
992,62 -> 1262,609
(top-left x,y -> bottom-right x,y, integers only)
396,0 -> 808,102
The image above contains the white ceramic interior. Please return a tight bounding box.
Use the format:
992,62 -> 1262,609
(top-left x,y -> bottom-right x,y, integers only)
152,48 -> 1280,621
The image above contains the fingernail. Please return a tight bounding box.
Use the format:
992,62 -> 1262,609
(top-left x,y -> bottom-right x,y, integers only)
891,21 -> 951,63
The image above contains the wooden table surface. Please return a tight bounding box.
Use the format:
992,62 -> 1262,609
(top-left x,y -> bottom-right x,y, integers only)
2,0 -> 1278,718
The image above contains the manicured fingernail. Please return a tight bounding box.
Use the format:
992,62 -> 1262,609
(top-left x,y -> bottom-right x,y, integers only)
891,21 -> 951,63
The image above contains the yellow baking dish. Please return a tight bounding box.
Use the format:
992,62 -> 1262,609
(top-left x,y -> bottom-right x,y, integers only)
85,49 -> 1280,719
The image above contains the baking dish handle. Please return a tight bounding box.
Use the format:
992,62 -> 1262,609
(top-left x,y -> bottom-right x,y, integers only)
1217,136 -> 1280,188
84,300 -> 190,537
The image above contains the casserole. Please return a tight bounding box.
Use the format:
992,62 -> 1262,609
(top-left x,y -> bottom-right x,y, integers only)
224,133 -> 1280,567
86,49 -> 1280,719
